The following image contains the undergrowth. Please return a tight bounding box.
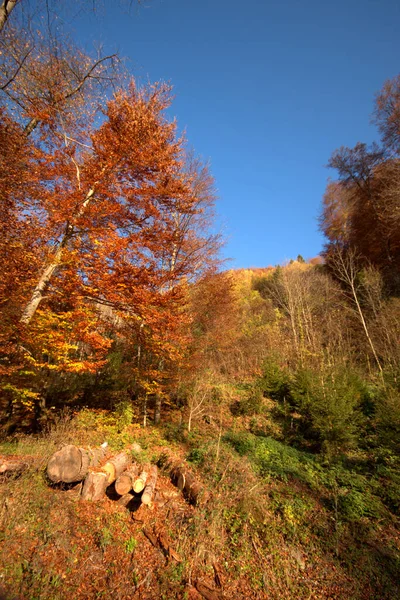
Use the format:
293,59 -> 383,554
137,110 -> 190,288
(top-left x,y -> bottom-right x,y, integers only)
0,410 -> 399,599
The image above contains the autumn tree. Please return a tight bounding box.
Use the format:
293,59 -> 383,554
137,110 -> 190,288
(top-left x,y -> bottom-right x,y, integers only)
374,73 -> 400,155
0,76 -> 221,429
327,246 -> 384,376
321,75 -> 400,284
0,0 -> 222,430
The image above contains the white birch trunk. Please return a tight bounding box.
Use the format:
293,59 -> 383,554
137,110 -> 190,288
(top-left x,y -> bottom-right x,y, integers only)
0,0 -> 18,33
20,188 -> 95,325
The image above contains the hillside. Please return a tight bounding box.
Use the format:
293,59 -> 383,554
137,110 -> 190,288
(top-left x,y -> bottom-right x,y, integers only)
0,403 -> 399,600
1,4 -> 400,598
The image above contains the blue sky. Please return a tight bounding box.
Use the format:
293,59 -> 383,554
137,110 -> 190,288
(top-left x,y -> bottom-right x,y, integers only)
73,0 -> 400,268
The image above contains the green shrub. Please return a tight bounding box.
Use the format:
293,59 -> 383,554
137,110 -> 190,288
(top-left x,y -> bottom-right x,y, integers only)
223,431 -> 256,456
187,447 -> 206,466
224,430 -> 322,486
125,536 -> 137,553
114,399 -> 134,431
163,422 -> 187,443
375,386 -> 400,452
252,436 -> 321,485
379,476 -> 400,515
290,367 -> 365,456
259,358 -> 291,403
339,489 -> 383,522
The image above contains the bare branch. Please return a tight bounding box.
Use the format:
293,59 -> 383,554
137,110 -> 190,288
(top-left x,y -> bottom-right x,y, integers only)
0,46 -> 32,90
63,53 -> 118,102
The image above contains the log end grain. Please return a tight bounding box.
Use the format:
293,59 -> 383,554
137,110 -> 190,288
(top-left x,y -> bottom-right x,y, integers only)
47,445 -> 85,483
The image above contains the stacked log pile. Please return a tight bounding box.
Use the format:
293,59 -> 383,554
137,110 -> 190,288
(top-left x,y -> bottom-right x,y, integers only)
1,444 -> 207,510
3,445 -> 219,599
81,450 -> 133,501
43,444 -> 206,508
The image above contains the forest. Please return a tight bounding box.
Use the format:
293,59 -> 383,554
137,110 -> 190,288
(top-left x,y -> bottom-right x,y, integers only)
0,2 -> 399,599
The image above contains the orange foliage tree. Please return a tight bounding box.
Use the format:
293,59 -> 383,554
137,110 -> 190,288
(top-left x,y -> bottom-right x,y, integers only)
0,78 -> 220,426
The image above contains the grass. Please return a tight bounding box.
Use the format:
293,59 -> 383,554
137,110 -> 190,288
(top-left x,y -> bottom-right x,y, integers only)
0,410 -> 399,599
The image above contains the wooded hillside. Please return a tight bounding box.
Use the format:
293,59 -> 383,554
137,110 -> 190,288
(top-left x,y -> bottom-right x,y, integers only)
0,2 -> 399,599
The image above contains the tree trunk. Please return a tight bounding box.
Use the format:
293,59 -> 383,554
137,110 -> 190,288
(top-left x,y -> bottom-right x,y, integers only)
350,281 -> 384,376
81,471 -> 108,501
154,394 -> 161,425
133,464 -> 150,493
114,464 -> 139,496
20,242 -> 66,324
142,394 -> 147,428
20,188 -> 95,325
46,443 -> 108,484
141,465 -> 158,505
0,0 -> 18,33
24,116 -> 39,137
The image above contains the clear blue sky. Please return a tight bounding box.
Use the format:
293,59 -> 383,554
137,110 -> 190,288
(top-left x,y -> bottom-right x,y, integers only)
73,0 -> 400,268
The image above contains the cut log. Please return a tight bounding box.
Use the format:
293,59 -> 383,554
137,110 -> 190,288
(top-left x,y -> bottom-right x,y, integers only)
46,443 -> 108,484
89,443 -> 109,467
0,455 -> 35,476
158,450 -> 205,506
102,451 -> 132,485
177,469 -> 203,506
117,493 -> 135,508
81,471 -> 108,501
115,464 -> 139,496
141,465 -> 158,505
133,464 -> 150,493
47,445 -> 88,483
158,450 -> 179,472
159,489 -> 180,500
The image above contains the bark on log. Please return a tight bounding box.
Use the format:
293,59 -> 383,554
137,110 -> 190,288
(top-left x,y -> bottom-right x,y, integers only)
81,471 -> 108,501
158,451 -> 205,505
115,464 -> 139,496
177,469 -> 203,506
141,465 -> 158,505
133,464 -> 150,493
0,455 -> 34,475
102,451 -> 132,485
117,493 -> 135,508
89,445 -> 109,467
46,443 -> 108,484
